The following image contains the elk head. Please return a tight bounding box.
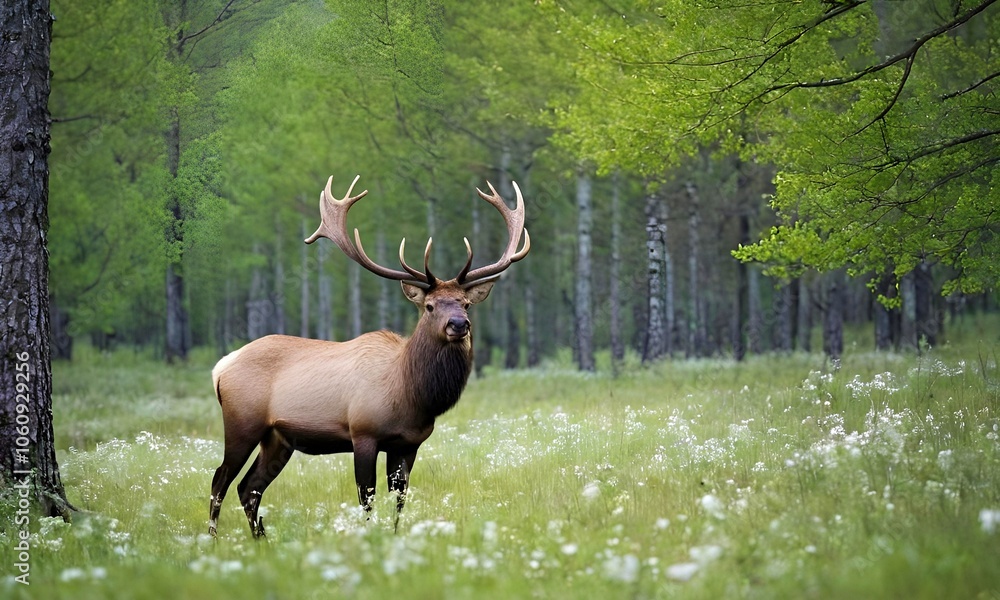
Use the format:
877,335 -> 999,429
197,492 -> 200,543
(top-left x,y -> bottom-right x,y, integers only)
304,175 -> 530,344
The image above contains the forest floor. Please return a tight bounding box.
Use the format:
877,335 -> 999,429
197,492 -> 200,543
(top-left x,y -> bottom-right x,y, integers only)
3,315 -> 1000,599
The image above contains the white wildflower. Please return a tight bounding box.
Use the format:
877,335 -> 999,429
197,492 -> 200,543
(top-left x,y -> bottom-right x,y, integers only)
699,494 -> 725,519
979,509 -> 1000,534
602,553 -> 640,583
937,449 -> 953,470
482,521 -> 498,545
582,481 -> 601,500
59,568 -> 86,582
689,544 -> 722,564
665,562 -> 700,582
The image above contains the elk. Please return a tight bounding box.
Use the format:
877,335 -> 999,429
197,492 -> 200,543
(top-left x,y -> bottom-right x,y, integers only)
208,175 -> 529,538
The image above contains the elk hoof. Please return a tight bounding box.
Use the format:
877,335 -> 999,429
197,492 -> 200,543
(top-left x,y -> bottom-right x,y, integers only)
252,517 -> 266,539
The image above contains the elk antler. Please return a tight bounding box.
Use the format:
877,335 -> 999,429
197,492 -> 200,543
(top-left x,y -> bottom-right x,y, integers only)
305,175 -> 433,289
459,181 -> 531,287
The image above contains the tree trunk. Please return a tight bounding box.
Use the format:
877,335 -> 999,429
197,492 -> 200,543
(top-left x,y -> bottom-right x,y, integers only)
822,270 -> 845,361
685,182 -> 705,357
525,283 -> 539,367
748,265 -> 762,353
165,260 -> 188,361
272,234 -> 285,336
642,185 -> 666,363
664,229 -> 675,357
873,272 -> 894,351
246,252 -> 269,341
163,106 -> 189,362
609,172 -> 625,367
377,228 -> 390,330
504,277 -> 521,369
0,0 -> 73,519
50,298 -> 72,360
317,240 -> 333,341
900,271 -> 917,349
300,218 -> 310,338
773,282 -> 794,353
349,261 -> 362,339
574,171 -> 595,371
471,182 -> 491,377
220,277 -> 234,355
499,153 -> 521,369
734,214 -> 750,361
796,277 -> 812,352
914,261 -> 936,349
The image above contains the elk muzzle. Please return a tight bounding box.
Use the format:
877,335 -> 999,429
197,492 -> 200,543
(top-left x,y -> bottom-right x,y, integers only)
445,316 -> 470,340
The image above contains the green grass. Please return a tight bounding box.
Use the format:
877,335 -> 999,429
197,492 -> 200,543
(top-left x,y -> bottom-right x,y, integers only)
3,315 -> 1000,598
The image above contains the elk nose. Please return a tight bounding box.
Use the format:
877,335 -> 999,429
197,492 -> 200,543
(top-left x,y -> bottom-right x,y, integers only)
446,317 -> 470,338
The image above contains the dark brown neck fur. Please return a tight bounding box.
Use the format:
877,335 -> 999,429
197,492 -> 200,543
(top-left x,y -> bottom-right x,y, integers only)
400,324 -> 473,420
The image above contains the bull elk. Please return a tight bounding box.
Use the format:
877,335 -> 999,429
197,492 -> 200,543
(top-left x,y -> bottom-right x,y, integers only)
209,175 -> 529,538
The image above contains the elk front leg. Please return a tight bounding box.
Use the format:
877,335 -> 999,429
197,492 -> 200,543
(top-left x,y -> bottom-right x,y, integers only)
353,436 -> 378,515
386,447 -> 418,533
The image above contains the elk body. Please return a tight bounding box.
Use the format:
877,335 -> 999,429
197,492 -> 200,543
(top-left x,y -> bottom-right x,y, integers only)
209,175 -> 529,538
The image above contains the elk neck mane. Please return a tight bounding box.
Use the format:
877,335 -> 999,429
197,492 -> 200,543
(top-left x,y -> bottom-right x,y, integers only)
396,322 -> 473,419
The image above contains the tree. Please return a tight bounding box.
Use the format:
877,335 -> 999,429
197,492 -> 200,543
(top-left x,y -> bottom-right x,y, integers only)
546,0 -> 1000,298
642,183 -> 667,362
575,171 -> 595,371
47,0 -> 169,357
1,0 -> 73,518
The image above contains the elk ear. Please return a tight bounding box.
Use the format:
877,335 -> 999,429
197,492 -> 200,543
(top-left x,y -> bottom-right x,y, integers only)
401,281 -> 426,305
464,279 -> 496,305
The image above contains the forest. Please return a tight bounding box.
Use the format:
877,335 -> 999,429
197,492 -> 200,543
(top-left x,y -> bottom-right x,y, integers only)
44,0 -> 999,369
2,1 -> 1000,598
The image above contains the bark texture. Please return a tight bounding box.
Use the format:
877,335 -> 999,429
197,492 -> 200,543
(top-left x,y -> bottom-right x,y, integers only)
642,186 -> 666,362
574,172 -> 594,371
0,0 -> 73,517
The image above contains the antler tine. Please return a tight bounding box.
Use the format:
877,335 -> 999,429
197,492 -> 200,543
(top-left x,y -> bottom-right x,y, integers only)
456,237 -> 474,282
398,238 -> 436,284
422,238 -> 435,282
305,176 -> 369,248
305,175 -> 430,288
460,180 -> 531,285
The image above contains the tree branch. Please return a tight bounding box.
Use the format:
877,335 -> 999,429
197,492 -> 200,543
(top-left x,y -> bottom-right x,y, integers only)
877,128 -> 1000,169
765,0 -> 997,95
942,69 -> 1000,100
51,114 -> 101,124
176,0 -> 238,49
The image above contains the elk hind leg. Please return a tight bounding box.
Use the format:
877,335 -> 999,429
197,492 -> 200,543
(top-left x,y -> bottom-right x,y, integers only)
209,440 -> 257,537
237,430 -> 294,539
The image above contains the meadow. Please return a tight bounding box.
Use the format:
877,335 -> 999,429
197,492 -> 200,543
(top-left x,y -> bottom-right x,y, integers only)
3,316 -> 1000,599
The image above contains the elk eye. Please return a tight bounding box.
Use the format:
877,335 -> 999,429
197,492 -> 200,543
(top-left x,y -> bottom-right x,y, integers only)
425,304 -> 434,313
463,303 -> 470,310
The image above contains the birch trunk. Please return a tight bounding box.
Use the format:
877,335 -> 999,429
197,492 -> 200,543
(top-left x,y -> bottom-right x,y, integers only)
575,171 -> 595,371
642,186 -> 666,362
525,283 -> 539,367
685,182 -> 705,357
300,218 -> 310,338
349,261 -> 362,339
610,172 -> 625,366
317,241 -> 333,341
